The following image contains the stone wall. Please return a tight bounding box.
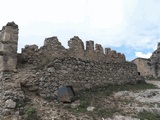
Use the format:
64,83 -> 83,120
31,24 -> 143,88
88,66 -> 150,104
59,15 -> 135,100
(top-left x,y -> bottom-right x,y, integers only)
150,46 -> 160,77
133,42 -> 160,78
20,57 -> 143,98
0,22 -> 144,119
132,58 -> 153,77
21,36 -> 126,66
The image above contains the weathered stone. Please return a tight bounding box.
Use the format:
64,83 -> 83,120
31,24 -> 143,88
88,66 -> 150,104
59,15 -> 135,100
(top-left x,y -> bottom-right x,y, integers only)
3,115 -> 19,120
0,22 -> 18,72
57,86 -> 76,103
87,106 -> 95,111
5,99 -> 16,109
0,22 -> 142,119
71,100 -> 80,108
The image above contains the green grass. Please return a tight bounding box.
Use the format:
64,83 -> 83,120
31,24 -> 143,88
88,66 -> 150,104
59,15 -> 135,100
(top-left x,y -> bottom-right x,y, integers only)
137,111 -> 160,120
23,106 -> 40,120
64,83 -> 157,118
78,82 -> 157,97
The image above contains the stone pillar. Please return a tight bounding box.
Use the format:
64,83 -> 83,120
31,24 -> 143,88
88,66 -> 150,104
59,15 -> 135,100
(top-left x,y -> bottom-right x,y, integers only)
86,41 -> 94,52
95,44 -> 103,54
68,36 -> 85,58
105,48 -> 111,56
0,22 -> 18,71
85,41 -> 97,60
95,44 -> 105,61
0,22 -> 24,119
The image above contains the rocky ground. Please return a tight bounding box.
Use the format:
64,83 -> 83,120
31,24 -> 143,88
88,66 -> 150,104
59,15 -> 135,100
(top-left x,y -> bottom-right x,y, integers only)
20,80 -> 160,120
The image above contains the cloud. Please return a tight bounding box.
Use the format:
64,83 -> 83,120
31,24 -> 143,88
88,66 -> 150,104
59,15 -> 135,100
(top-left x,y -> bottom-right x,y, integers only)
135,52 -> 152,58
1,0 -> 160,60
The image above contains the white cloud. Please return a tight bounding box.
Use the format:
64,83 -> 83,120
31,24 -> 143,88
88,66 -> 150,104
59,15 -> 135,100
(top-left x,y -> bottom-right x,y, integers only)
135,52 -> 152,58
1,0 -> 160,60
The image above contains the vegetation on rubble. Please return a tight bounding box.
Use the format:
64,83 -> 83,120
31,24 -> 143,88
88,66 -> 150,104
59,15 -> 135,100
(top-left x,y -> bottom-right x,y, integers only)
64,83 -> 157,118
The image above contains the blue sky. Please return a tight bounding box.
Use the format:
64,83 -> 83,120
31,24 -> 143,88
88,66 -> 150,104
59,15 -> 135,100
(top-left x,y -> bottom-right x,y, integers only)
1,0 -> 160,61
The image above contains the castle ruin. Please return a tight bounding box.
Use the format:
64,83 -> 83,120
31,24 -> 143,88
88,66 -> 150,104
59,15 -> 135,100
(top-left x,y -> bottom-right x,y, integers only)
0,22 -> 143,119
21,36 -> 126,66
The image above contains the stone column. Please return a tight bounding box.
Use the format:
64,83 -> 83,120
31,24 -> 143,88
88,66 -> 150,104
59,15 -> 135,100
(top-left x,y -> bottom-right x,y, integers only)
85,41 -> 97,60
95,44 -> 105,61
0,22 -> 24,119
68,36 -> 85,59
0,22 -> 18,71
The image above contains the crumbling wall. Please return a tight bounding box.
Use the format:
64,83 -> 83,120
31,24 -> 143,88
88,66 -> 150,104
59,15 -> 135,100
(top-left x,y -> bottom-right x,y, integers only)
105,48 -> 125,62
68,36 -> 85,59
21,57 -> 143,98
0,22 -> 143,119
133,42 -> 160,78
132,58 -> 153,77
150,47 -> 160,78
21,36 -> 126,65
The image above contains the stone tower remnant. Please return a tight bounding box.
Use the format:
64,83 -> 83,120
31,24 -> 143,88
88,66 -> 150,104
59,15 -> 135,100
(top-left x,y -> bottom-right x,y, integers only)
0,22 -> 18,71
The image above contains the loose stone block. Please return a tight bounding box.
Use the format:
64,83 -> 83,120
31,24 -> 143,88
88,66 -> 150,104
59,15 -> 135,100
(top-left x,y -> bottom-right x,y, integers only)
57,86 -> 76,103
5,99 -> 16,109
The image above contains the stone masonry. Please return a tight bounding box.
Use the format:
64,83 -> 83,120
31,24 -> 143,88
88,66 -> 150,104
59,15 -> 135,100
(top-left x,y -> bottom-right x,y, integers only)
0,22 -> 144,119
20,57 -> 144,98
0,22 -> 18,71
0,22 -> 25,120
133,42 -> 160,78
21,36 -> 126,66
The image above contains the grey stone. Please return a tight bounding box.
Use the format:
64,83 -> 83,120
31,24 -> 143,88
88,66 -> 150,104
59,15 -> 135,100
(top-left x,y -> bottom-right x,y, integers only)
71,100 -> 80,108
5,99 -> 16,109
87,106 -> 95,111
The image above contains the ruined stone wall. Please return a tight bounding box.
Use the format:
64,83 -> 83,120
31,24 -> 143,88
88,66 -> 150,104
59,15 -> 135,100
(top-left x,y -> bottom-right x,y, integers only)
21,36 -> 126,65
0,22 -> 143,119
21,57 -> 143,98
132,58 -> 153,77
133,42 -> 160,78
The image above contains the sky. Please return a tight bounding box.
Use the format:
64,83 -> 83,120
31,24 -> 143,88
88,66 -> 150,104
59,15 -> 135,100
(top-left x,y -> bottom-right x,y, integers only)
0,0 -> 160,61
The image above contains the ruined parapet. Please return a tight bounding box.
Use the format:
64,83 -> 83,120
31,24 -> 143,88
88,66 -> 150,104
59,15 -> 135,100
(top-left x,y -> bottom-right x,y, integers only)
68,36 -> 85,58
105,48 -> 111,56
21,36 -> 67,64
95,44 -> 106,60
21,44 -> 39,64
85,40 -> 97,60
86,40 -> 94,52
21,35 -> 126,65
120,54 -> 126,61
42,36 -> 67,58
105,48 -> 126,62
95,44 -> 104,54
44,36 -> 65,49
0,22 -> 18,71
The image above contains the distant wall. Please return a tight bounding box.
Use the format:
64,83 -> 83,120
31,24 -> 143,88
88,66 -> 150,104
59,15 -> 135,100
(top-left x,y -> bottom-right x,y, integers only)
21,36 -> 126,66
21,57 -> 144,98
132,58 -> 153,77
133,43 -> 160,78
